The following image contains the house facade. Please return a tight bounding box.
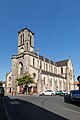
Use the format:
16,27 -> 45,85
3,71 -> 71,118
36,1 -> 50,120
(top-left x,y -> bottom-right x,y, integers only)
6,28 -> 75,94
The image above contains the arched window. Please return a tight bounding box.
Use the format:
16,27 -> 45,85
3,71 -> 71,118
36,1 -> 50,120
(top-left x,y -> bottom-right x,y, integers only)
33,73 -> 36,78
20,34 -> 24,45
9,76 -> 11,82
19,62 -> 23,75
20,47 -> 24,53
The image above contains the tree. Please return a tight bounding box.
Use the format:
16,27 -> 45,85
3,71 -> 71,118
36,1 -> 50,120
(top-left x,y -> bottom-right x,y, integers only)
17,72 -> 34,94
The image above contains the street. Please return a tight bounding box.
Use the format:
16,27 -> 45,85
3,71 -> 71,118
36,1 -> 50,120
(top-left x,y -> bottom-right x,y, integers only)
3,95 -> 80,120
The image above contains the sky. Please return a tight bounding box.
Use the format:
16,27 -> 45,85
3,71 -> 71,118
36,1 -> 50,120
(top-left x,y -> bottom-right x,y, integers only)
0,0 -> 80,81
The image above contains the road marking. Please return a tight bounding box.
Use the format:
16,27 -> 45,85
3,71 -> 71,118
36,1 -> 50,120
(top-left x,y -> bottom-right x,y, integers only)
61,107 -> 80,115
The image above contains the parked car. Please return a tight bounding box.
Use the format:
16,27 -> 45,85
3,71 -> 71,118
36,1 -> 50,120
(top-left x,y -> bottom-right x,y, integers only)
56,90 -> 68,96
55,90 -> 64,95
40,90 -> 55,96
62,90 -> 68,95
70,90 -> 80,102
0,86 -> 5,96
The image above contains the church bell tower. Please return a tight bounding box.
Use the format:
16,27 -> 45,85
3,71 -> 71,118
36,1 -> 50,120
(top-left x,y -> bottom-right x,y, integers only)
18,28 -> 34,54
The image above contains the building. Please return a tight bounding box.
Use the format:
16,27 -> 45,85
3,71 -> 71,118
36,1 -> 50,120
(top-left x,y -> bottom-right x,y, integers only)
6,28 -> 75,94
6,71 -> 12,93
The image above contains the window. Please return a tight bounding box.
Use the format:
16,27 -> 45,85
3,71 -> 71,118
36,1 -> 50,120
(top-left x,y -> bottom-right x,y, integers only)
20,47 -> 24,53
21,34 -> 22,45
20,34 -> 24,45
50,78 -> 52,86
33,58 -> 35,66
23,33 -> 24,44
19,62 -> 23,75
44,77 -> 45,85
40,61 -> 42,69
30,36 -> 32,46
20,66 -> 23,75
27,43 -> 28,51
33,73 -> 36,78
9,76 -> 11,81
61,67 -> 63,73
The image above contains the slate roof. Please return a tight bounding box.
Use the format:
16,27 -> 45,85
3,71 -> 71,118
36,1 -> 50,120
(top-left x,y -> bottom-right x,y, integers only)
56,59 -> 69,67
34,53 -> 56,65
41,70 -> 65,79
18,27 -> 34,35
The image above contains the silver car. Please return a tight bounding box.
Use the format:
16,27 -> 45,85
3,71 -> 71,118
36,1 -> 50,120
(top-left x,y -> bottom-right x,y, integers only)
70,90 -> 80,102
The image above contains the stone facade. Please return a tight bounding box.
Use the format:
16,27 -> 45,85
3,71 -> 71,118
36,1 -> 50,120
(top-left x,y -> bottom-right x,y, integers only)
6,28 -> 75,94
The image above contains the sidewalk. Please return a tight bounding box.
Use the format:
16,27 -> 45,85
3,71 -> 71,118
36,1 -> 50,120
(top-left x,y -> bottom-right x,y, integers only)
0,97 -> 7,120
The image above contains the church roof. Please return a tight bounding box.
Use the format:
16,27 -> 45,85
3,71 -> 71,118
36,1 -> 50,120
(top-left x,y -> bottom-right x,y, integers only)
42,70 -> 65,79
56,59 -> 69,67
18,27 -> 34,35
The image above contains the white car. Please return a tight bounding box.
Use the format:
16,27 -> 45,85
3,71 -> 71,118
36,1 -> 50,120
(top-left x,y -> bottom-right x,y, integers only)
40,90 -> 55,96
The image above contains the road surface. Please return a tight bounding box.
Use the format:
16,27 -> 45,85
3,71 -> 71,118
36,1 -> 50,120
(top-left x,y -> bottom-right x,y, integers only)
3,95 -> 80,120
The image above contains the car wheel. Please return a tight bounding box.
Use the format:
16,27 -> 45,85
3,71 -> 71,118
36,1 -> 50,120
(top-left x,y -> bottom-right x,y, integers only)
51,93 -> 54,96
42,93 -> 44,96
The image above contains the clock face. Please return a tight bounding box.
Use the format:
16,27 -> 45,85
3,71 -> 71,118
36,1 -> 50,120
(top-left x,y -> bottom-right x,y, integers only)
20,47 -> 24,53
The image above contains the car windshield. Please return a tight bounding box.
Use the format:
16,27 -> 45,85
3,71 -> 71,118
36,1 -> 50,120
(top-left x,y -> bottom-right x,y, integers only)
72,90 -> 80,94
45,90 -> 52,92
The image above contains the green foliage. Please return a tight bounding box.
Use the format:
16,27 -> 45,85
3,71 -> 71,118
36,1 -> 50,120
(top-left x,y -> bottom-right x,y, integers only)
17,72 -> 34,85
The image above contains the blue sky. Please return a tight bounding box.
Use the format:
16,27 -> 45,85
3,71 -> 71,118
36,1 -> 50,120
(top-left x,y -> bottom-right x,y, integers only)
0,0 -> 80,81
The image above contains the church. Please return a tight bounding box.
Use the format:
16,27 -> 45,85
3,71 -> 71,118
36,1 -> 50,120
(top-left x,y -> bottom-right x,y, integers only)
6,27 -> 75,94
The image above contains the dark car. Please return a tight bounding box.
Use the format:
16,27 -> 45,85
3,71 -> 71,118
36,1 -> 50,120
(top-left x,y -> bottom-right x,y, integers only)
70,90 -> 80,102
56,90 -> 64,95
0,86 -> 5,96
56,90 -> 68,96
